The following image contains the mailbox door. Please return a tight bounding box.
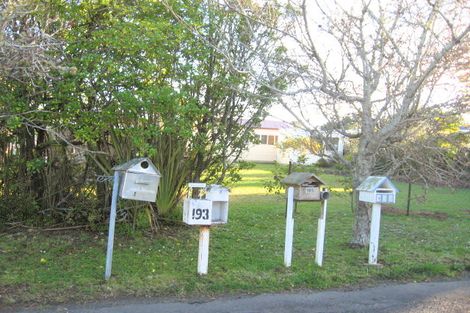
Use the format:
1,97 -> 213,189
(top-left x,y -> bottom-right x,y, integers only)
294,186 -> 321,201
183,199 -> 212,225
120,173 -> 159,202
376,192 -> 395,203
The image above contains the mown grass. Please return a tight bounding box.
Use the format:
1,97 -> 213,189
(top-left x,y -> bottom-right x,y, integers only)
0,163 -> 469,306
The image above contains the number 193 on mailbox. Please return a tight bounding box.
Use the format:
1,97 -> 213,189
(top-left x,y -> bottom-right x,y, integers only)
183,198 -> 212,225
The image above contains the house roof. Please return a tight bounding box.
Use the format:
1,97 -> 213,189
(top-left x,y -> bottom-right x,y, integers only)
257,120 -> 291,130
112,157 -> 160,175
281,172 -> 326,186
241,119 -> 291,130
356,176 -> 398,192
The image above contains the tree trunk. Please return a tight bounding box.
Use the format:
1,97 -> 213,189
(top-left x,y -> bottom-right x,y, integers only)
351,141 -> 374,247
351,200 -> 371,247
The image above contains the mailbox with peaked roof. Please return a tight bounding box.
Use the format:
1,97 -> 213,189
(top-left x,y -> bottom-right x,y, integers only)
281,172 -> 328,201
357,176 -> 398,204
113,158 -> 161,202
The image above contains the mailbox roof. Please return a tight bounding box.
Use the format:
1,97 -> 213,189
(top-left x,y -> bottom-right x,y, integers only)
281,172 -> 326,186
207,184 -> 229,192
356,176 -> 398,192
112,158 -> 160,175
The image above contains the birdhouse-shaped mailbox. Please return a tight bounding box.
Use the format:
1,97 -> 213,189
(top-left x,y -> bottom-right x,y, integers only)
357,176 -> 398,204
113,158 -> 161,202
281,172 -> 329,201
183,183 -> 229,225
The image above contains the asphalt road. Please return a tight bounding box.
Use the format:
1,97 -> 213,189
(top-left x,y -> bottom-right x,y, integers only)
9,278 -> 470,313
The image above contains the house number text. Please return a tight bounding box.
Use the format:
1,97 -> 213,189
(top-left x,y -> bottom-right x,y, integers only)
192,208 -> 209,220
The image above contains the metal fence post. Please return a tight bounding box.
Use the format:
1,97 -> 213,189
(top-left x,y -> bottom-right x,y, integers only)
105,171 -> 120,280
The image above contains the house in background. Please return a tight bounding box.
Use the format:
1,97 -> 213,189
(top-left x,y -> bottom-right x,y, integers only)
240,119 -> 345,164
240,120 -> 291,163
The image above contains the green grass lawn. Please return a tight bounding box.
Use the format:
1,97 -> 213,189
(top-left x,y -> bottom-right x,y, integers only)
1,163 -> 469,306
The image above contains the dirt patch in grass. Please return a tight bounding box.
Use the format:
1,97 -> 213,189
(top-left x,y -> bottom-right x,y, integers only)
382,206 -> 448,220
0,284 -> 30,305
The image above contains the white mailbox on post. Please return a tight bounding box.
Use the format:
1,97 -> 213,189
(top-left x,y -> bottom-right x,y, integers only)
182,183 -> 230,275
183,183 -> 229,225
113,158 -> 161,202
357,176 -> 398,265
357,176 -> 398,204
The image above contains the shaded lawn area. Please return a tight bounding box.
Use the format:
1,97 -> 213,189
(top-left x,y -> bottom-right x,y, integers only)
0,163 -> 469,306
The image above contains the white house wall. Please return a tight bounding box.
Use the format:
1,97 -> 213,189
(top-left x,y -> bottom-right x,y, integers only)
240,122 -> 346,164
241,128 -> 289,164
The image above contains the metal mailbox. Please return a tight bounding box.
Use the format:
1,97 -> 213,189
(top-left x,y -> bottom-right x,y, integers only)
183,183 -> 229,225
357,176 -> 398,204
281,172 -> 329,201
113,158 -> 161,202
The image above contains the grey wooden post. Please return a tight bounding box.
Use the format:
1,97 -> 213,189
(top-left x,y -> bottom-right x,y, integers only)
105,171 -> 120,280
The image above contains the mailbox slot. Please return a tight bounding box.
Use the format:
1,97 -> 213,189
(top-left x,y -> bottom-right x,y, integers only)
357,177 -> 398,204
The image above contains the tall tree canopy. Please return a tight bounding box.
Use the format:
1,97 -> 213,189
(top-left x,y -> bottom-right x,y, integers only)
0,0 -> 284,228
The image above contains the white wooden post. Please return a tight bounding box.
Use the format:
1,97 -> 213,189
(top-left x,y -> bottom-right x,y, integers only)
368,203 -> 382,265
105,171 -> 120,280
198,226 -> 210,275
315,197 -> 328,266
284,187 -> 295,267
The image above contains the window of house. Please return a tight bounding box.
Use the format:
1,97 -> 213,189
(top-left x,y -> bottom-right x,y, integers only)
268,135 -> 277,145
260,135 -> 268,144
258,135 -> 278,145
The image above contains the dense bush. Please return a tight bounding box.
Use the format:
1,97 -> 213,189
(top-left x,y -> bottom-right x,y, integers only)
0,0 -> 284,229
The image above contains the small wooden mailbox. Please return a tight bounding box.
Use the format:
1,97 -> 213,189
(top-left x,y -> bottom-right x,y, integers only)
282,172 -> 330,267
281,172 -> 328,201
357,176 -> 398,204
113,158 -> 161,202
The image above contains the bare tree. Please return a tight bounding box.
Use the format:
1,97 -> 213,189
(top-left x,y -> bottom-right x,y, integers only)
276,0 -> 470,246
220,0 -> 469,246
0,0 -> 64,83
